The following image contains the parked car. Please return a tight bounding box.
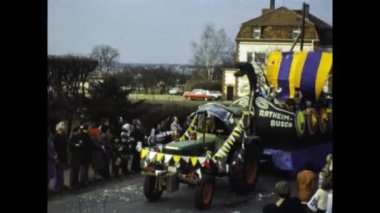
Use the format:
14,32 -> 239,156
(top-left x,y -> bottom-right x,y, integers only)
169,87 -> 183,95
209,91 -> 222,100
183,89 -> 216,101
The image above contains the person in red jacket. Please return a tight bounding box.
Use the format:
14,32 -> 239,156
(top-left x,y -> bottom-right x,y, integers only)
297,162 -> 316,206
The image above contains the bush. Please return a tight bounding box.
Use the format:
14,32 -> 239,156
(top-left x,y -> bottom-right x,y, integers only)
184,80 -> 221,91
87,75 -> 135,124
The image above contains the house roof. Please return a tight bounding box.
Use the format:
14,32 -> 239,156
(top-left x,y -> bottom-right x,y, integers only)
237,6 -> 332,44
241,7 -> 313,26
293,10 -> 332,29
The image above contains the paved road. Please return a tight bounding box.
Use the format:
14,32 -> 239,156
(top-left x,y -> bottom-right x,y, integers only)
48,169 -> 297,213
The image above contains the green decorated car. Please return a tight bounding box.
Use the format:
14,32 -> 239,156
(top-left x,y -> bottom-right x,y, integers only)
141,102 -> 263,209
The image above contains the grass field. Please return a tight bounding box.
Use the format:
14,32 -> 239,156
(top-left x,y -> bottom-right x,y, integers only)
130,94 -> 187,102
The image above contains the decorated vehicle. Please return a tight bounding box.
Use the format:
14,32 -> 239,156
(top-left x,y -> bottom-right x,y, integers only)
141,104 -> 261,209
140,51 -> 332,209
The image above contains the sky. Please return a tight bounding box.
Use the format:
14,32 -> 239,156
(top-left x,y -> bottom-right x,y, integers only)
48,0 -> 332,64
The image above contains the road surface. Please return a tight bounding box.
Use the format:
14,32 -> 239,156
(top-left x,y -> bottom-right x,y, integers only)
48,169 -> 297,213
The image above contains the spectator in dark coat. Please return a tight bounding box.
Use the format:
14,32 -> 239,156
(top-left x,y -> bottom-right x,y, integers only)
100,125 -> 113,178
263,181 -> 306,213
68,126 -> 83,189
114,116 -> 125,135
79,124 -> 92,185
91,134 -> 109,180
47,133 -> 57,188
111,136 -> 123,177
89,123 -> 103,181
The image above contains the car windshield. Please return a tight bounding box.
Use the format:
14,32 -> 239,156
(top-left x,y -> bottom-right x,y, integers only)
195,112 -> 230,136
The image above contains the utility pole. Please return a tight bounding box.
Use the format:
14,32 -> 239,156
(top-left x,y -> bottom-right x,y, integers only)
300,2 -> 308,51
290,2 -> 309,51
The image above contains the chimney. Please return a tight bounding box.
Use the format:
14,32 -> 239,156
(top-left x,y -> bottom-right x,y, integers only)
304,3 -> 310,18
270,0 -> 275,10
263,0 -> 275,14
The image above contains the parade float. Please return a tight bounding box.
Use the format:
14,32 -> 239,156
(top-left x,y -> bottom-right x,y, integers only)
140,50 -> 333,209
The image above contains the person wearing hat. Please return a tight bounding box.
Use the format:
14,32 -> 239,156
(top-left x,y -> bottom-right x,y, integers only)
263,180 -> 306,213
53,121 -> 69,191
120,123 -> 135,175
297,162 -> 317,211
170,116 -> 182,141
89,122 -> 109,181
79,124 -> 92,186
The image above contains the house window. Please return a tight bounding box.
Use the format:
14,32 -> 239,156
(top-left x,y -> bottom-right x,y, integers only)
253,27 -> 261,39
254,52 -> 266,64
292,27 -> 301,39
247,52 -> 253,63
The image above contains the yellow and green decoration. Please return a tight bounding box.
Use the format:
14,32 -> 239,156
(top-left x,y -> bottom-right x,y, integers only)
140,111 -> 252,168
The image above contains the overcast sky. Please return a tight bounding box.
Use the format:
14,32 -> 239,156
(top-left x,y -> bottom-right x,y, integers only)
48,0 -> 332,64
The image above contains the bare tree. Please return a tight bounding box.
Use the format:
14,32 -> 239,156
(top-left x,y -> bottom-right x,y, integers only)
48,55 -> 98,134
115,65 -> 187,94
90,45 -> 120,73
191,24 -> 234,80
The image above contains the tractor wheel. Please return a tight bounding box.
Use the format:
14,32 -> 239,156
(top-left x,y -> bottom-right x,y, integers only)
229,149 -> 259,195
143,176 -> 163,202
194,175 -> 215,210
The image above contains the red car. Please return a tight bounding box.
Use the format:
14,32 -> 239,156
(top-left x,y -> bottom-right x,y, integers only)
183,89 -> 216,101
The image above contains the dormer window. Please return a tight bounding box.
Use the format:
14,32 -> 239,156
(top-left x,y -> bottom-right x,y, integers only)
292,27 -> 301,39
253,27 -> 261,39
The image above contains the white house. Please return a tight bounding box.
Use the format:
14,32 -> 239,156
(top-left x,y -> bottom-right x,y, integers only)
222,0 -> 332,100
